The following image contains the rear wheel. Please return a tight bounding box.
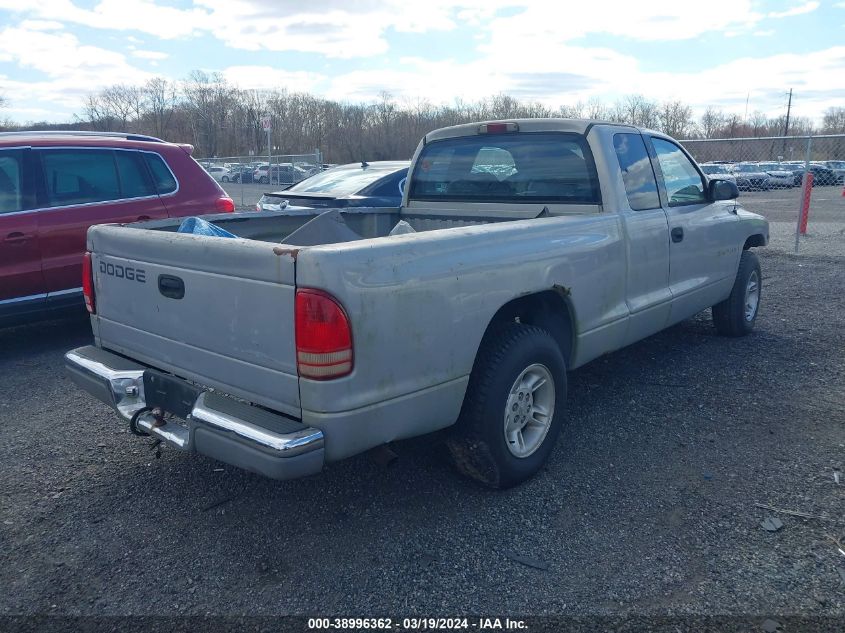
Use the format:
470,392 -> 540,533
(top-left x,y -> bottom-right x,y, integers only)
712,250 -> 761,337
447,323 -> 567,489
259,176 -> 269,184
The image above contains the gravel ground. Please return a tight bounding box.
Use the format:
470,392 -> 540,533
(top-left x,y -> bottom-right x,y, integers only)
1,245 -> 843,625
1,186 -> 844,627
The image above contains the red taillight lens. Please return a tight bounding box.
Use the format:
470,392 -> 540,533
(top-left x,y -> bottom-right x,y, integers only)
215,196 -> 235,212
295,289 -> 353,380
82,252 -> 95,314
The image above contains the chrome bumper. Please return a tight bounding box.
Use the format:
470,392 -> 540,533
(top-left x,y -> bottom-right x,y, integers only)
65,346 -> 325,480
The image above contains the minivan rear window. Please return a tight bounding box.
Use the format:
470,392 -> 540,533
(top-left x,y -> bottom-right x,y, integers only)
409,133 -> 600,204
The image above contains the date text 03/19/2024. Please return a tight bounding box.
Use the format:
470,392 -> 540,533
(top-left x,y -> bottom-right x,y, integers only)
306,617 -> 528,630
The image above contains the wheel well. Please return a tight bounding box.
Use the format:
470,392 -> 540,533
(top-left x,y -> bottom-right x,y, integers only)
744,234 -> 766,249
482,290 -> 575,366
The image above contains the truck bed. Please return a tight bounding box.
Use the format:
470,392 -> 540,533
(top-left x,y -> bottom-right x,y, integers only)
85,207 -> 533,424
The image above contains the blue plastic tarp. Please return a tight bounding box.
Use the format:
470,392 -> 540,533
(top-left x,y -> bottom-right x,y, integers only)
176,216 -> 236,238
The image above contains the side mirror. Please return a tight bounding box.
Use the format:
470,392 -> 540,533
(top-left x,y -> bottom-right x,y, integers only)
709,178 -> 739,201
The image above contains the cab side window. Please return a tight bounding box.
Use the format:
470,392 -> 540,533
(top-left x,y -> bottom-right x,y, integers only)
651,138 -> 706,206
613,133 -> 660,210
0,149 -> 25,214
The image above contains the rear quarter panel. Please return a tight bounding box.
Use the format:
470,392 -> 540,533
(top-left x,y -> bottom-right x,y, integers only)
295,214 -> 626,420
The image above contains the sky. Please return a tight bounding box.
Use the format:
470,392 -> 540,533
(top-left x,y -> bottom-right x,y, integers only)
0,0 -> 843,124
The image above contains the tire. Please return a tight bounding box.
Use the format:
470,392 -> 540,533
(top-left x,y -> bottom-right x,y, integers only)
222,176 -> 230,183
446,323 -> 567,489
712,250 -> 762,337
259,176 -> 269,184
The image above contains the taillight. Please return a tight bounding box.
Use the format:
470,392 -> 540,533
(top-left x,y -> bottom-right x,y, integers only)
295,289 -> 353,380
82,252 -> 95,314
215,196 -> 235,212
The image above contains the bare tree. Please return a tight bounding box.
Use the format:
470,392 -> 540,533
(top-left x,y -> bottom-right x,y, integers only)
142,78 -> 178,139
658,100 -> 696,138
69,76 -> 833,161
611,94 -> 659,128
700,107 -> 725,139
822,107 -> 845,134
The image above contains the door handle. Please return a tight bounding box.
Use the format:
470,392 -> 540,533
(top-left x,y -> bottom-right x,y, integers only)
671,227 -> 684,243
4,232 -> 30,244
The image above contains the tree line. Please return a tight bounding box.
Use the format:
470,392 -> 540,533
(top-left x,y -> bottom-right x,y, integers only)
2,71 -> 844,161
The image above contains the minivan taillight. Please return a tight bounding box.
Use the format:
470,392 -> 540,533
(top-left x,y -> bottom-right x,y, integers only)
82,252 -> 95,314
295,289 -> 353,380
215,196 -> 235,212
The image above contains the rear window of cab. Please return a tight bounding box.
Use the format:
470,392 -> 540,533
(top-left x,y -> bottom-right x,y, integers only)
408,133 -> 600,204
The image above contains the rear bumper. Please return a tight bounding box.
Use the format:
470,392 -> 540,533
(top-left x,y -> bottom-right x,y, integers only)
65,345 -> 325,480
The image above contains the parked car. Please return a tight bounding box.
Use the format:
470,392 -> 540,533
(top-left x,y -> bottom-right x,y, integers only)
729,163 -> 770,191
757,163 -> 794,189
822,160 -> 845,184
780,161 -> 839,187
780,161 -> 808,186
206,166 -> 232,182
228,165 -> 255,183
700,163 -> 737,185
253,163 -> 311,185
807,163 -> 839,186
0,131 -> 234,327
66,118 -> 767,489
256,161 -> 409,212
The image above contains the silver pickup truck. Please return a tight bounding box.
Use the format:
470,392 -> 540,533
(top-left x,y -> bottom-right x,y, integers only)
66,119 -> 768,488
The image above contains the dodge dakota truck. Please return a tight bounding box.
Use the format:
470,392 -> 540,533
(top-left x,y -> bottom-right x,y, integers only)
65,119 -> 768,488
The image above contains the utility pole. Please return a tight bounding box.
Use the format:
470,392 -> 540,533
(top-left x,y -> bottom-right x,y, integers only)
782,89 -> 792,157
783,89 -> 792,137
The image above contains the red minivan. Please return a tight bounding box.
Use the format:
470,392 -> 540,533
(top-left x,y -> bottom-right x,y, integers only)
0,131 -> 234,326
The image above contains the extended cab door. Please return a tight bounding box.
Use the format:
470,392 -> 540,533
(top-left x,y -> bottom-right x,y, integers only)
0,147 -> 45,320
34,147 -> 169,301
647,136 -> 739,324
601,129 -> 672,344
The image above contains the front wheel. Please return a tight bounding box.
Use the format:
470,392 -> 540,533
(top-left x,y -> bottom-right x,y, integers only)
447,323 -> 567,489
712,250 -> 761,337
221,176 -> 230,183
259,176 -> 269,184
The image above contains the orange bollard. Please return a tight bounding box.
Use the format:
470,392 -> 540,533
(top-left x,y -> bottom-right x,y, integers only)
799,173 -> 814,235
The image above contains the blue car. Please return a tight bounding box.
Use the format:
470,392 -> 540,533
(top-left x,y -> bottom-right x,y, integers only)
256,161 -> 408,212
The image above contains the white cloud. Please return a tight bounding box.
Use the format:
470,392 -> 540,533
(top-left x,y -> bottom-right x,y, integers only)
0,0 -> 211,39
131,49 -> 168,60
0,0 -> 842,123
0,24 -> 153,118
221,66 -> 325,92
323,44 -> 845,121
768,1 -> 820,18
19,19 -> 64,31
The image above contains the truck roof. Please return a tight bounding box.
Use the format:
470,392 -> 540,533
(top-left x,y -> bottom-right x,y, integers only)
424,118 -> 639,143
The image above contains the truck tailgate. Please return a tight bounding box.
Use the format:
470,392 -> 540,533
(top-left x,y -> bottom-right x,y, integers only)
88,225 -> 300,417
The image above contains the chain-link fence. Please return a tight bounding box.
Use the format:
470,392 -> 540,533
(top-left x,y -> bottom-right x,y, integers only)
198,152 -> 323,210
680,135 -> 845,255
